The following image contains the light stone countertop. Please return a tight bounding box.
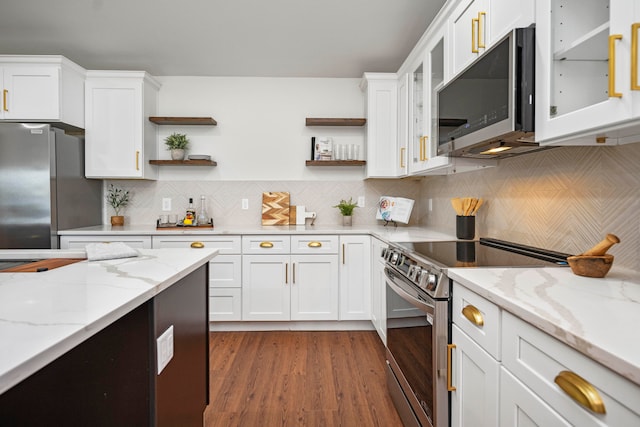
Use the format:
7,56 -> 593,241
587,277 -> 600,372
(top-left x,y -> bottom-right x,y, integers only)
447,266 -> 640,386
0,248 -> 218,395
58,224 -> 459,243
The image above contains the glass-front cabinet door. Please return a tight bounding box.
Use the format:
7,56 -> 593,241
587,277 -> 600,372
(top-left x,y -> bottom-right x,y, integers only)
537,0 -> 640,144
408,61 -> 426,173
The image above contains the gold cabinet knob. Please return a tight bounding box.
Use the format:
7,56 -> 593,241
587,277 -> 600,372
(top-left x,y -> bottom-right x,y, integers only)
259,241 -> 274,248
190,241 -> 205,248
308,241 -> 322,248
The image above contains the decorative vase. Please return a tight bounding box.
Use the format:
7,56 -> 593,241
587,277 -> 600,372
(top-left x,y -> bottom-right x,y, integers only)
171,148 -> 185,160
111,215 -> 125,226
342,215 -> 353,226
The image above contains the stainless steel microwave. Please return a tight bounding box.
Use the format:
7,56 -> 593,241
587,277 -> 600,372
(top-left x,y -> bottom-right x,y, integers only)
437,27 -> 543,159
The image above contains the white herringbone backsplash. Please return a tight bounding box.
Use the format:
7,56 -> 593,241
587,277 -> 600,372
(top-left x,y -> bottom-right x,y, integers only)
421,143 -> 640,271
107,179 -> 422,228
107,143 -> 640,271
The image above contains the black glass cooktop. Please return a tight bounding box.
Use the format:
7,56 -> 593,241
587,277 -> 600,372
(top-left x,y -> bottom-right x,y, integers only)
396,238 -> 571,268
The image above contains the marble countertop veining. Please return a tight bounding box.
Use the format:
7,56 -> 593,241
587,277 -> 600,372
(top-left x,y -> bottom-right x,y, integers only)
0,248 -> 218,395
447,266 -> 640,386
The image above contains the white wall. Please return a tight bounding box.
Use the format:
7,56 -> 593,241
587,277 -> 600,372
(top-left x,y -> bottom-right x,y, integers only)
154,76 -> 366,181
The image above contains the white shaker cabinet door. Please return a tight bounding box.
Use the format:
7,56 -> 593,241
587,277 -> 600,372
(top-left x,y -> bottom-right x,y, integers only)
338,235 -> 371,320
242,254 -> 290,321
450,325 -> 500,427
290,254 -> 339,321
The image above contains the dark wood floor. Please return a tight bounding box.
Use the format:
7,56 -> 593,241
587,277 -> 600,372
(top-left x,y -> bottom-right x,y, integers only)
204,330 -> 403,427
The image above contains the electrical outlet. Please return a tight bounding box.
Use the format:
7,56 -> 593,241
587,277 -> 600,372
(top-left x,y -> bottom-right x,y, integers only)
156,325 -> 174,374
162,198 -> 172,211
357,196 -> 365,208
242,198 -> 249,210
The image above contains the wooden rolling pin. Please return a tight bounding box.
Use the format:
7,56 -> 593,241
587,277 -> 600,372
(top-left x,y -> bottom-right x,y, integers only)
580,234 -> 620,256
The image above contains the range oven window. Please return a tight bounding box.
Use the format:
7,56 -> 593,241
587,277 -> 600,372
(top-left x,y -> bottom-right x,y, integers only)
386,281 -> 435,423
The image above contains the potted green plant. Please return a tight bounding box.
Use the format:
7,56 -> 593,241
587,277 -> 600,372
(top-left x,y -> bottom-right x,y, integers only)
333,197 -> 358,226
164,132 -> 190,160
106,184 -> 130,226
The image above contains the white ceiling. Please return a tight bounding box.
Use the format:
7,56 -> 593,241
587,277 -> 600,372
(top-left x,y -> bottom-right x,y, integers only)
0,0 -> 446,78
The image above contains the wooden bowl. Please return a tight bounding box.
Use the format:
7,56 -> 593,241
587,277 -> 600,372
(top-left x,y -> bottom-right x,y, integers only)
567,255 -> 614,278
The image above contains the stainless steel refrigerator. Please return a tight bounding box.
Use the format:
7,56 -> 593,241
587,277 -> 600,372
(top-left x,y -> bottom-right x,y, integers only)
0,123 -> 102,249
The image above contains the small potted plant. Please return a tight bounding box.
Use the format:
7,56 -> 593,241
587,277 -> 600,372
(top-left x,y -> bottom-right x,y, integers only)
164,132 -> 190,160
333,197 -> 358,226
106,184 -> 130,226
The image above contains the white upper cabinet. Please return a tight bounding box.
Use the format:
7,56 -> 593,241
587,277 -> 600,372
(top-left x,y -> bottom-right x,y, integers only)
536,0 -> 640,145
360,73 -> 401,178
84,71 -> 160,179
397,8 -> 496,176
450,0 -> 535,77
0,56 -> 85,129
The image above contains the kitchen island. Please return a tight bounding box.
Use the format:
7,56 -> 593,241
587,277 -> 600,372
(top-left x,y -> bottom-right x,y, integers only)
0,247 -> 217,426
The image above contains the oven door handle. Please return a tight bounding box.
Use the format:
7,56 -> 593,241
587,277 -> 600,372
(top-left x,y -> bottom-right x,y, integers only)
385,268 -> 436,314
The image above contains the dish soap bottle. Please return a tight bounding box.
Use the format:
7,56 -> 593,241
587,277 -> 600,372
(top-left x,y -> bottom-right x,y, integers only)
184,198 -> 196,225
197,195 -> 209,225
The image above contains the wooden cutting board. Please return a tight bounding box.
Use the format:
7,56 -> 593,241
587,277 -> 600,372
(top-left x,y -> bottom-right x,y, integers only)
0,258 -> 85,272
262,192 -> 290,225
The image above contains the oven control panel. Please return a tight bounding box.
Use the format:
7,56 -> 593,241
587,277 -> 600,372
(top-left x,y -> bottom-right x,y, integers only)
382,247 -> 442,295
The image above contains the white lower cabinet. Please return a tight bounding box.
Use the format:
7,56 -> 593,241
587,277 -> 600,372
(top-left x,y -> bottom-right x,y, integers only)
152,235 -> 242,321
450,283 -> 500,427
370,237 -> 387,344
452,281 -> 640,427
339,235 -> 371,320
59,234 -> 152,249
451,325 -> 500,427
500,367 -> 571,427
241,235 -> 339,321
502,311 -> 640,427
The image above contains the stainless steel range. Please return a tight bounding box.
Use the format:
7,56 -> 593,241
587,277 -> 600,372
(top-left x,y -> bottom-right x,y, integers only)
382,238 -> 570,427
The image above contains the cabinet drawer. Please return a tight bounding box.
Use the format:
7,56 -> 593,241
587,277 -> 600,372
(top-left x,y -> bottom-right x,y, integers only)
452,282 -> 501,360
209,255 -> 242,288
502,311 -> 640,426
152,235 -> 241,253
290,235 -> 339,254
242,235 -> 290,254
59,235 -> 152,249
209,288 -> 242,321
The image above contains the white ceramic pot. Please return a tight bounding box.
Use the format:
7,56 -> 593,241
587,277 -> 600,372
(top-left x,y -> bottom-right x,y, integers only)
342,215 -> 352,226
171,149 -> 185,160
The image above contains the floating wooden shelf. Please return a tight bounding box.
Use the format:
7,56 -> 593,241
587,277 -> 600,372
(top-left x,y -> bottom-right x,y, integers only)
305,160 -> 366,166
305,118 -> 366,126
149,117 -> 217,125
149,159 -> 217,166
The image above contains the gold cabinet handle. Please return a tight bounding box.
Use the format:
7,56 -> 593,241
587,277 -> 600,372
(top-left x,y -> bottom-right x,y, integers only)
259,241 -> 274,248
477,12 -> 486,49
400,147 -> 406,169
2,89 -> 8,112
285,262 -> 289,284
609,34 -> 623,98
136,150 -> 140,171
293,262 -> 296,284
190,241 -> 205,248
462,304 -> 484,327
447,344 -> 457,391
308,241 -> 322,248
632,23 -> 640,90
420,136 -> 429,161
554,371 -> 606,414
342,243 -> 346,264
471,17 -> 479,53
